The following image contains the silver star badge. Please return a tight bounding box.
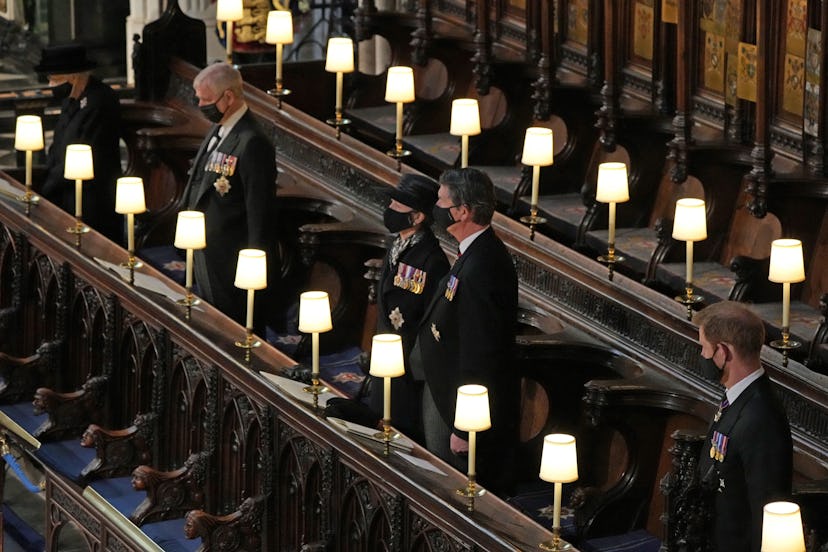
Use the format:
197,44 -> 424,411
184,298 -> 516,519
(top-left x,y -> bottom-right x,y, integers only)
719,478 -> 725,492
431,323 -> 440,342
389,307 -> 404,330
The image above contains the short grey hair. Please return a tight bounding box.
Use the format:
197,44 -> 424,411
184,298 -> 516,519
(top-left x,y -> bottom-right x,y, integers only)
438,168 -> 496,225
194,62 -> 243,97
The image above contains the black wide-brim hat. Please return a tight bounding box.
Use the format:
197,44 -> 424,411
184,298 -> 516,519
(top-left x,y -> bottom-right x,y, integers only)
34,44 -> 97,74
389,174 -> 439,214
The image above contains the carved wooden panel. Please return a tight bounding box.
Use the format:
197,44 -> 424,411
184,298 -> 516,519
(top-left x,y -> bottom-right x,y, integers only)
22,248 -> 65,356
112,314 -> 161,428
335,464 -> 401,550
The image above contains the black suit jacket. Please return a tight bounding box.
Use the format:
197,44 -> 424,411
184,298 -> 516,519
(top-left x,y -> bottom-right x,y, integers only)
412,227 -> 518,491
698,374 -> 792,552
367,229 -> 449,438
41,77 -> 122,243
183,109 -> 278,328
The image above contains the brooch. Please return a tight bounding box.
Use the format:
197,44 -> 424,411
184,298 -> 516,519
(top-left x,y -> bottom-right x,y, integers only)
214,175 -> 231,196
431,323 -> 440,342
389,307 -> 404,330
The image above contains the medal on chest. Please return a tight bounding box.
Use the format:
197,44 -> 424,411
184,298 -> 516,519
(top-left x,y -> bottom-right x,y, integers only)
709,430 -> 729,462
444,275 -> 459,301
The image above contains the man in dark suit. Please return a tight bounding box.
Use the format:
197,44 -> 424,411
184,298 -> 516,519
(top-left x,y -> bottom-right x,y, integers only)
695,301 -> 792,552
182,62 -> 278,328
410,168 -> 518,495
36,43 -> 122,243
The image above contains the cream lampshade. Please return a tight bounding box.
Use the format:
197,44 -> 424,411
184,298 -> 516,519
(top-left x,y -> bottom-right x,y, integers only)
672,198 -> 707,242
64,144 -> 94,180
115,177 -> 146,215
769,239 -> 806,284
298,291 -> 333,333
265,10 -> 293,44
761,502 -> 805,552
174,211 -> 207,250
595,162 -> 629,204
385,66 -> 415,103
234,249 -> 268,291
14,115 -> 44,152
325,37 -> 354,73
454,384 -> 491,432
521,127 -> 554,209
450,99 -> 481,169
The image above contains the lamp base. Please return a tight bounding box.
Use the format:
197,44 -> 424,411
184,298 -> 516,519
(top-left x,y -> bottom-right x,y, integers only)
66,221 -> 90,248
519,213 -> 547,241
267,87 -> 292,108
235,331 -> 261,363
326,117 -> 351,139
770,331 -> 801,368
18,191 -> 39,216
597,252 -> 625,281
303,379 -> 329,411
675,288 -> 704,320
373,422 -> 401,456
539,538 -> 572,551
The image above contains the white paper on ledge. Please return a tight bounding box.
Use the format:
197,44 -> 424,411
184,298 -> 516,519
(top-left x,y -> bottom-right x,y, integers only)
260,372 -> 333,408
327,417 -> 415,454
94,257 -> 189,304
393,449 -> 447,476
0,178 -> 29,201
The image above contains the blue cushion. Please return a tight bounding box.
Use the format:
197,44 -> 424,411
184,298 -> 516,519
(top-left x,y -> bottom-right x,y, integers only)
89,477 -> 144,518
506,484 -> 577,539
142,518 -> 201,552
2,504 -> 45,552
35,440 -> 96,484
581,529 -> 662,552
314,346 -> 365,399
0,402 -> 47,437
138,246 -> 186,285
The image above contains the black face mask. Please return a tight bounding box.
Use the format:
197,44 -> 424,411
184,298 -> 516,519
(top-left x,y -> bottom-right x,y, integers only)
51,82 -> 72,101
200,102 -> 223,124
699,357 -> 721,382
432,205 -> 455,231
383,207 -> 414,234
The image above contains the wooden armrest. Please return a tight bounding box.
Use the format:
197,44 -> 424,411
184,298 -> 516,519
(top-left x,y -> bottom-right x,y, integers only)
0,339 -> 62,404
129,450 -> 209,526
79,412 -> 157,480
184,495 -> 265,550
33,375 -> 108,441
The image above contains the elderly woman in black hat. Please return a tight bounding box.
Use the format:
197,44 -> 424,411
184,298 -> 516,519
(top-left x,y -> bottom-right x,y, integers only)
35,43 -> 121,243
326,174 -> 449,443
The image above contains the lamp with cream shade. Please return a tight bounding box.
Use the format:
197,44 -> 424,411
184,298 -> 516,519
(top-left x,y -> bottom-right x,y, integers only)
174,211 -> 206,320
234,249 -> 267,362
265,10 -> 293,107
63,144 -> 94,248
761,501 -> 806,552
768,238 -> 805,366
299,290 -> 333,408
384,66 -> 415,168
450,99 -> 481,168
216,0 -> 244,65
115,177 -> 146,282
14,114 -> 44,214
325,37 -> 354,139
595,162 -> 629,280
519,127 -> 553,239
369,334 -> 405,455
539,433 -> 578,551
672,198 -> 707,319
454,384 -> 491,512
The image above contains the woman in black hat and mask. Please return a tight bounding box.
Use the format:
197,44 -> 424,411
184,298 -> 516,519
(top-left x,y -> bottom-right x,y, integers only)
35,43 -> 122,243
327,174 -> 449,444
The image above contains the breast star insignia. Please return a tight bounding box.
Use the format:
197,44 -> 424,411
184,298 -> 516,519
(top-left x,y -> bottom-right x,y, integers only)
389,307 -> 404,329
431,323 -> 440,342
718,478 -> 725,492
214,175 -> 231,196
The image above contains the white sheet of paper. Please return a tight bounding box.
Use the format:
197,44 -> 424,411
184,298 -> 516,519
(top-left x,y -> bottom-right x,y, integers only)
94,257 -> 189,303
260,372 -> 333,408
394,449 -> 447,476
0,178 -> 26,200
327,417 -> 415,453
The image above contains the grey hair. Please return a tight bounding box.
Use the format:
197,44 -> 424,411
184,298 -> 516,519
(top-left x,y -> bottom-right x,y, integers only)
194,62 -> 243,97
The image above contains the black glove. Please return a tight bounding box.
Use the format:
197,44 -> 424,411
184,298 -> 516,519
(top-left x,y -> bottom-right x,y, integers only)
324,397 -> 381,429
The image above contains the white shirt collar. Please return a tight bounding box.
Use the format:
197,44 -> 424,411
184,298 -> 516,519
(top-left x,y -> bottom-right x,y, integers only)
458,226 -> 488,255
217,103 -> 248,144
726,367 -> 764,405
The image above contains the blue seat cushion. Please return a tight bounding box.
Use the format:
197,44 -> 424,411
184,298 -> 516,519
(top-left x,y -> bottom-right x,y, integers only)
0,402 -> 47,437
142,518 -> 201,552
89,477 -> 144,518
36,440 -> 96,484
138,245 -> 186,285
313,346 -> 365,399
506,483 -> 577,539
581,529 -> 662,552
2,503 -> 45,552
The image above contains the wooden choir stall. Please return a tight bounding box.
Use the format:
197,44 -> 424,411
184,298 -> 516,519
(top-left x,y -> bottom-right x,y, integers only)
0,0 -> 827,550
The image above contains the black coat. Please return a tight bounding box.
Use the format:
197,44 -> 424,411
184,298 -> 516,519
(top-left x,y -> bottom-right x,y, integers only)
183,109 -> 278,328
41,77 -> 122,243
367,228 -> 449,439
698,374 -> 792,552
411,227 -> 518,492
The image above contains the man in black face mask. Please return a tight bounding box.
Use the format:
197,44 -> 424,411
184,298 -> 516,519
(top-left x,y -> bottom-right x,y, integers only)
409,168 -> 518,496
325,174 -> 449,443
35,43 -> 121,243
181,62 -> 278,331
695,301 -> 792,552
